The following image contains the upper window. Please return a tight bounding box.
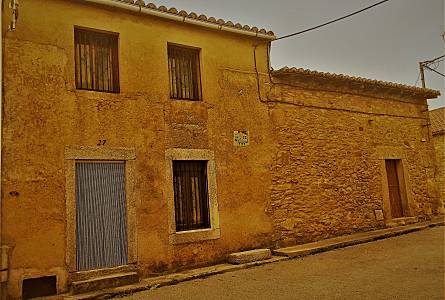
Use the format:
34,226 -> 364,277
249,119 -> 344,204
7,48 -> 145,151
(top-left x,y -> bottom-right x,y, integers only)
168,45 -> 202,100
173,160 -> 210,231
74,28 -> 119,93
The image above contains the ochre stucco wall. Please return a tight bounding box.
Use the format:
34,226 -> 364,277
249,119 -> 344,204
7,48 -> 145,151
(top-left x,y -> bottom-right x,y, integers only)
1,0 -> 274,297
0,0 -> 441,298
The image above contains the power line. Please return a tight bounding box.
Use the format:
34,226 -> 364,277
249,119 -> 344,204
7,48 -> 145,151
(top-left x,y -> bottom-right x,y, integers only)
426,58 -> 444,66
419,55 -> 445,87
273,0 -> 391,41
429,59 -> 444,67
426,61 -> 440,71
422,55 -> 445,65
424,65 -> 445,77
414,71 -> 421,86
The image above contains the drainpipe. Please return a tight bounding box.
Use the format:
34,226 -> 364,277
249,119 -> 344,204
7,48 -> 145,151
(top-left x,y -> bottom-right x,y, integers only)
0,0 -> 3,299
0,0 -> 15,296
0,0 -> 3,297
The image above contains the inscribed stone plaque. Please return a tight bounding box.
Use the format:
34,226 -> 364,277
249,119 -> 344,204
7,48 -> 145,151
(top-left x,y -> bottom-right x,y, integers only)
233,131 -> 249,146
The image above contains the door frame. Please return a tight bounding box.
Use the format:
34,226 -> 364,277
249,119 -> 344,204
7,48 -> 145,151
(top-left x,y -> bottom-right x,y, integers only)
385,159 -> 405,218
375,146 -> 414,221
64,146 -> 137,273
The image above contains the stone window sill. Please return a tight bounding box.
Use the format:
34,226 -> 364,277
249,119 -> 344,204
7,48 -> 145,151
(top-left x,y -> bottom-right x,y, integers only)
169,228 -> 221,245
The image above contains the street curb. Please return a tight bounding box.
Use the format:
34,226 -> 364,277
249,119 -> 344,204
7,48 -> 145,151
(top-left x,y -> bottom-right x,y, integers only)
67,219 -> 444,299
273,219 -> 444,258
65,256 -> 289,299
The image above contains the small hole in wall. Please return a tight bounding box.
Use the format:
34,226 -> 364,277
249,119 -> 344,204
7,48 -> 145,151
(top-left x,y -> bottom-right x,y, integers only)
9,191 -> 19,197
22,275 -> 57,299
359,127 -> 364,131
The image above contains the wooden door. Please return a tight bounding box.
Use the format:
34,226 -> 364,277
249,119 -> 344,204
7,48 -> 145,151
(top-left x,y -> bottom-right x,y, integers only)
385,160 -> 403,218
75,162 -> 128,271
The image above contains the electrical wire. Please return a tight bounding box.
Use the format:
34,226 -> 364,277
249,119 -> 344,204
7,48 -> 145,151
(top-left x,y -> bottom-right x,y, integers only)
253,45 -> 266,103
253,43 -> 429,121
418,55 -> 444,87
424,60 -> 443,70
424,55 -> 445,63
273,0 -> 391,41
424,65 -> 445,77
414,71 -> 421,87
432,59 -> 443,65
428,61 -> 440,71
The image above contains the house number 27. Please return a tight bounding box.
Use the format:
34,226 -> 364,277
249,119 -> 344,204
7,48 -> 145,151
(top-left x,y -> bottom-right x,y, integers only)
97,139 -> 107,146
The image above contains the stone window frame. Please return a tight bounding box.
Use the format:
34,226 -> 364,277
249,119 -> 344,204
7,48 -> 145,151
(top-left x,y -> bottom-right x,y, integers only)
64,146 -> 137,274
165,149 -> 220,244
374,146 -> 414,221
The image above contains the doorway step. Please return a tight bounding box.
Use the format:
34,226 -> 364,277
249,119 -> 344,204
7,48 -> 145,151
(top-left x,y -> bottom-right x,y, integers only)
386,216 -> 418,227
72,272 -> 139,295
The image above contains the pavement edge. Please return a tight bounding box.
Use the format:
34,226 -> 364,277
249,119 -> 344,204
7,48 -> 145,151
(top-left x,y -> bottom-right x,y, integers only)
66,218 -> 444,300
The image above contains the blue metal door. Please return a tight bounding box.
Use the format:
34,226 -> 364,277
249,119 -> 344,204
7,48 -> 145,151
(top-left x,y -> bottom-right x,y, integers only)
75,162 -> 128,271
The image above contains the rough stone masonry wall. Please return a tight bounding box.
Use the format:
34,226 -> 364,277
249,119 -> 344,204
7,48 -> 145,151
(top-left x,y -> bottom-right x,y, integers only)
432,133 -> 445,211
267,82 -> 439,246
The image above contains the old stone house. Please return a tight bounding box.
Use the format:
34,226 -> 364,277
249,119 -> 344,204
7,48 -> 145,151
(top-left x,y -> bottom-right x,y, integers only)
0,0 -> 442,298
429,107 -> 445,212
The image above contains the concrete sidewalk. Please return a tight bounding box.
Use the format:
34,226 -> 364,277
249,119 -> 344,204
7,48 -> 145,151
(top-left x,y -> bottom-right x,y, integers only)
273,218 -> 444,257
67,217 -> 444,300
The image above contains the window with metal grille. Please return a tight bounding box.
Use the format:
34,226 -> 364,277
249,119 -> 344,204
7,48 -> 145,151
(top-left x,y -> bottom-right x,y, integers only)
168,45 -> 202,100
74,27 -> 119,93
173,161 -> 210,231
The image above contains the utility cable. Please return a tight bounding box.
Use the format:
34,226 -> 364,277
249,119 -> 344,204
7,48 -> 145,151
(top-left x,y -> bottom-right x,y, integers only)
253,44 -> 428,121
414,71 -> 421,87
429,60 -> 444,68
422,55 -> 445,65
418,55 -> 444,88
263,43 -> 426,106
424,65 -> 445,77
273,0 -> 390,41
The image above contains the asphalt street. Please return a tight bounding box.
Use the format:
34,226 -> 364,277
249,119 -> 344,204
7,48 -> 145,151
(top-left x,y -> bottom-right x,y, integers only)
118,226 -> 444,300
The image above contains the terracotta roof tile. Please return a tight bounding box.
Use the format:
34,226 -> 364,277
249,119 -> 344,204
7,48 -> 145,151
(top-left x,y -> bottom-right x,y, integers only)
272,66 -> 441,99
110,0 -> 275,38
429,107 -> 445,134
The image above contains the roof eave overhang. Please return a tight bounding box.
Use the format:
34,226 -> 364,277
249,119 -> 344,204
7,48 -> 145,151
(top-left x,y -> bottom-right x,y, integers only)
272,71 -> 441,100
82,0 -> 277,40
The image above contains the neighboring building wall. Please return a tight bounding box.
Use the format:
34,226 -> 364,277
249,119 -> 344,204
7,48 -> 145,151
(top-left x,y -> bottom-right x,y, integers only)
429,108 -> 445,213
267,74 -> 439,246
432,133 -> 444,211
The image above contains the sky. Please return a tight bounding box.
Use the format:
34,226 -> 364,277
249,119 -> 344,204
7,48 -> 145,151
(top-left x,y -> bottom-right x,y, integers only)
152,0 -> 444,109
